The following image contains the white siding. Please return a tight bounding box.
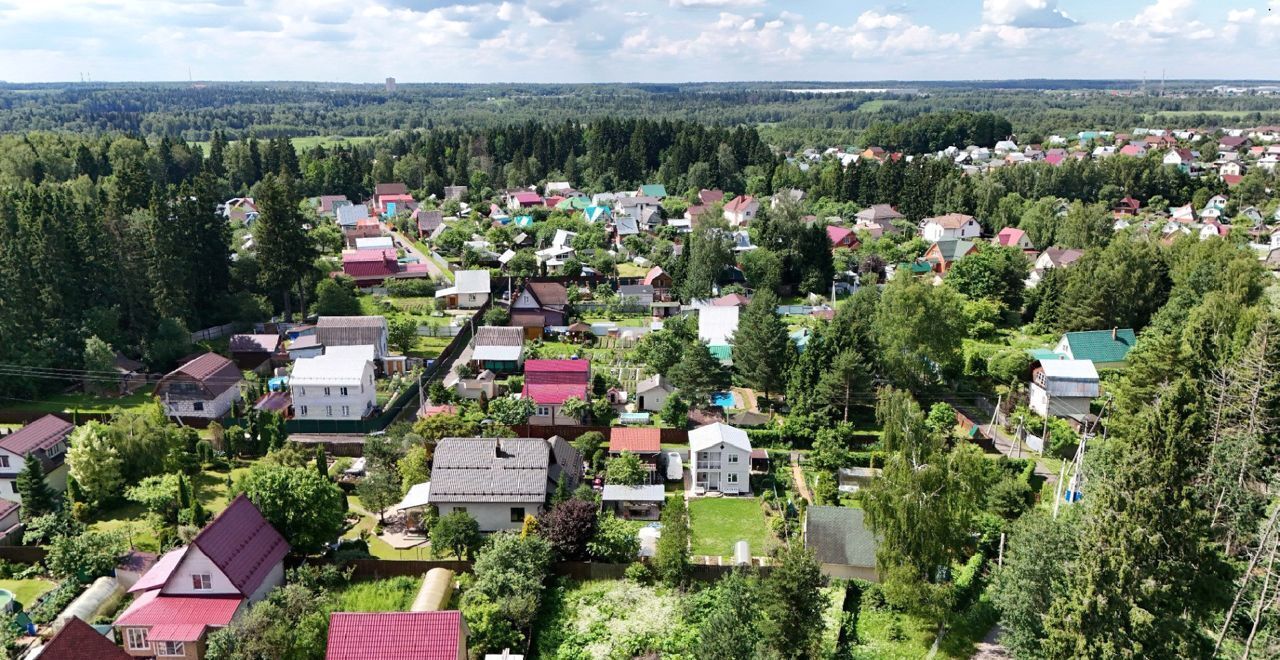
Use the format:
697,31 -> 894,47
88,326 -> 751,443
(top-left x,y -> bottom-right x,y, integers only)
458,292 -> 489,308
164,386 -> 239,419
437,501 -> 540,532
636,387 -> 670,412
291,363 -> 377,420
161,546 -> 239,596
0,463 -> 67,504
247,560 -> 285,604
692,442 -> 751,494
527,404 -> 584,426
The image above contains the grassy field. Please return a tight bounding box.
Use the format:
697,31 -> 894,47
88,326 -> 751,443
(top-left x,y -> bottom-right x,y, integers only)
858,99 -> 901,112
192,135 -> 377,153
0,386 -> 156,415
333,575 -> 420,611
534,579 -> 693,658
687,496 -> 775,558
617,262 -> 649,278
0,578 -> 57,607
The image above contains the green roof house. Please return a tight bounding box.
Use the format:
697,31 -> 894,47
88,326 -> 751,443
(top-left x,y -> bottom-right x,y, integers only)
804,506 -> 878,581
1054,328 -> 1137,369
639,184 -> 667,199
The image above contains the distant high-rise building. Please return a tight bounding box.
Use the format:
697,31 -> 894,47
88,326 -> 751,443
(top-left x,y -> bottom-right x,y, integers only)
385,77 -> 397,93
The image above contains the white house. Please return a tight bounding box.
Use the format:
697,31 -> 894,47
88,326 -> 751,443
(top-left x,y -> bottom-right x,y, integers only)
689,423 -> 752,495
115,496 -> 288,659
155,353 -> 243,420
921,213 -> 982,243
290,347 -> 377,421
1029,359 -> 1100,420
634,375 -> 675,412
723,196 -> 760,227
0,414 -> 72,504
434,270 -> 491,309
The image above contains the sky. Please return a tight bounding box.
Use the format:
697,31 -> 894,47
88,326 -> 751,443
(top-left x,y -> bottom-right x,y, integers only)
0,0 -> 1278,83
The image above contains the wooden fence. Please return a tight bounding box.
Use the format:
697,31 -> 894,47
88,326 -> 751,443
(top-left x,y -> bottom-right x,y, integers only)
191,322 -> 236,343
341,558 -> 760,582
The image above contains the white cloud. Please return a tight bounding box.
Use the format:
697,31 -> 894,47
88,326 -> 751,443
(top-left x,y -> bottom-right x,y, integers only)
983,0 -> 1076,28
669,0 -> 764,8
1113,0 -> 1213,42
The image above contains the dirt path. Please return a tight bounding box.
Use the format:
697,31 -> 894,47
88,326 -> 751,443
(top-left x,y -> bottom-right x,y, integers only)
969,625 -> 1012,659
790,452 -> 813,503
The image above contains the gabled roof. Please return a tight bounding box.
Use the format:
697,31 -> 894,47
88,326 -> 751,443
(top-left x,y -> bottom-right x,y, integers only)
639,184 -> 667,198
642,266 -> 669,286
995,227 -> 1029,247
1060,329 -> 1136,363
698,189 -> 725,205
44,616 -> 134,660
724,195 -> 757,213
115,590 -> 242,641
335,203 -> 370,227
453,270 -> 491,295
524,282 -> 568,306
229,334 -> 281,354
375,183 -> 409,197
474,326 -> 524,347
610,427 -> 661,453
0,414 -> 72,457
327,611 -> 464,660
429,438 -> 552,502
805,506 -> 876,569
128,545 -> 188,593
698,306 -> 740,345
163,353 -> 242,397
925,213 -> 978,229
826,224 -> 855,245
1039,246 -> 1084,267
291,351 -> 371,386
523,359 -> 590,404
928,239 -> 977,262
190,495 -> 289,597
689,422 -> 751,453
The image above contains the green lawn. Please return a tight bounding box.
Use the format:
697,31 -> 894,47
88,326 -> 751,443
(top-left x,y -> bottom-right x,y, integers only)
192,135 -> 377,153
617,262 -> 649,277
0,386 -> 156,415
333,576 -> 420,611
343,495 -> 425,560
858,99 -> 901,112
581,313 -> 652,326
687,497 -> 775,557
0,578 -> 56,607
411,336 -> 453,359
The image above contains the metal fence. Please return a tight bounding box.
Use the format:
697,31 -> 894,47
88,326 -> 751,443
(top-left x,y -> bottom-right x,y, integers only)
191,322 -> 236,342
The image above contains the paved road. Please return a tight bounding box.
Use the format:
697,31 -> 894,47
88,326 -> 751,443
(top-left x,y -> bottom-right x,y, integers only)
384,222 -> 450,282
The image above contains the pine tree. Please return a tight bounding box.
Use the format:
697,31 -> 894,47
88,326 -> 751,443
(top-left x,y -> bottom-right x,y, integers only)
668,341 -> 730,408
814,349 -> 871,422
16,454 -> 57,518
253,174 -> 316,320
730,290 -> 794,401
314,445 -> 328,481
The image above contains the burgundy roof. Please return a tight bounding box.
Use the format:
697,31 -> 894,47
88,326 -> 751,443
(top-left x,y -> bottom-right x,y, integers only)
44,617 -> 133,660
525,359 -> 590,375
610,427 -> 661,453
191,495 -> 289,597
343,249 -> 399,278
524,383 -> 588,405
115,590 -> 242,639
698,189 -> 725,205
0,414 -> 72,457
129,546 -> 188,593
326,611 -> 463,660
512,191 -> 543,204
164,352 -> 242,398
523,359 -> 590,405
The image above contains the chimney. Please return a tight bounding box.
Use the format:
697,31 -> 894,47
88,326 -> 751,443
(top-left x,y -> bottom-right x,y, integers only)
1111,327 -> 1117,341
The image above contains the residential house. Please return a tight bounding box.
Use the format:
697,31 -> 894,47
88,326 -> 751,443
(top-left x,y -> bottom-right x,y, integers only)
633,374 -> 675,412
922,239 -> 978,274
698,306 -> 740,363
506,191 -> 544,210
805,506 -> 878,581
545,181 -> 573,196
326,611 -> 467,660
42,617 -> 134,660
1029,359 -> 1100,419
689,423 -> 752,495
341,249 -> 430,286
471,326 -> 525,373
221,197 -> 259,225
434,270 -> 491,309
511,282 -> 569,339
921,213 -> 982,242
1118,143 -> 1146,157
0,500 -> 18,543
426,436 -> 582,531
642,266 -> 673,299
826,224 -> 859,250
317,316 -> 389,358
444,185 -> 468,201
156,353 -> 242,419
609,427 -> 663,482
1219,136 -> 1252,151
0,414 -> 72,504
1113,196 -> 1142,217
602,484 -> 666,521
415,209 -> 444,238
315,195 -> 350,218
373,183 -> 409,211
290,347 -> 377,421
445,368 -> 497,401
711,292 -> 750,308
228,334 -> 283,372
723,195 -> 760,227
1201,220 -> 1230,240
287,335 -> 325,361
698,189 -> 725,205
583,205 -> 612,224
522,360 -> 590,425
335,203 -> 370,230
1054,328 -> 1136,369
116,496 -> 288,660
612,213 -> 641,246
995,227 -> 1034,251
854,204 -> 905,236
638,184 -> 667,199
618,284 -> 654,309
1028,246 -> 1084,286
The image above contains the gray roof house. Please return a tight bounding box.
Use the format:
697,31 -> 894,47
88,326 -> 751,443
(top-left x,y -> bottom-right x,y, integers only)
316,316 -> 389,358
804,506 -> 878,581
336,203 -> 370,228
426,437 -> 582,531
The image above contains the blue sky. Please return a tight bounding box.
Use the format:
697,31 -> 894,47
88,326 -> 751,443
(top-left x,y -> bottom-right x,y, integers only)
0,1 -> 1276,82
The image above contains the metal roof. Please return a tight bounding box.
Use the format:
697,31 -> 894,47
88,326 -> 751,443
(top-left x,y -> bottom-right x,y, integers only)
602,484 -> 666,502
804,506 -> 877,569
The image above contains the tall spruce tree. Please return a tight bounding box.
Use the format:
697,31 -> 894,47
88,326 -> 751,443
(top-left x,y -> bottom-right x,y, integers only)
16,454 -> 57,517
730,290 -> 794,401
252,174 -> 315,320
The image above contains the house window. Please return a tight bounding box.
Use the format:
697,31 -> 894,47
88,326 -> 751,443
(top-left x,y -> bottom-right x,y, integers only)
297,386 -> 305,396
341,406 -> 350,417
454,506 -> 467,514
156,641 -> 186,656
299,406 -> 308,417
191,573 -> 212,590
325,406 -> 333,417
511,507 -> 525,523
727,453 -> 739,464
340,387 -> 349,397
323,387 -> 331,396
537,406 -> 551,417
126,628 -> 149,650
0,456 -> 8,468
192,402 -> 204,412
46,442 -> 64,457
727,473 -> 739,484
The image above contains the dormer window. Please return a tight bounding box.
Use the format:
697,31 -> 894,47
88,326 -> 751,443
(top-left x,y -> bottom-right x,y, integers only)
192,573 -> 212,590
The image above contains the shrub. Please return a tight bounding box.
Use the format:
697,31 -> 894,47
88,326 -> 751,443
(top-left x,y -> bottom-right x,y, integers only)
30,582 -> 84,624
386,278 -> 437,297
624,561 -> 653,584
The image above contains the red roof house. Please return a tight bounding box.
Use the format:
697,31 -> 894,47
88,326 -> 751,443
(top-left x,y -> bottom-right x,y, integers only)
826,224 -> 859,249
609,427 -> 661,454
326,611 -> 467,660
116,495 -> 289,659
507,191 -> 544,209
995,227 -> 1033,250
522,359 -> 590,425
342,249 -> 430,286
155,353 -> 243,420
642,266 -> 673,290
43,617 -> 134,660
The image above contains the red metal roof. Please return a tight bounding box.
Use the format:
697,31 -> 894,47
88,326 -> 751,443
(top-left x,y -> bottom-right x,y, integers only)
0,414 -> 72,457
128,546 -> 187,593
115,590 -> 242,636
44,617 -> 133,660
609,427 -> 661,453
524,359 -> 590,374
512,191 -> 543,204
191,495 -> 289,597
524,383 -> 589,405
826,225 -> 855,245
326,611 -> 463,660
343,249 -> 399,278
996,227 -> 1027,246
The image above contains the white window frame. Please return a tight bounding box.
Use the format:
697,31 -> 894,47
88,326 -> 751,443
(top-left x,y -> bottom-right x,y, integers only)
191,573 -> 212,590
727,453 -> 739,464
727,473 -> 739,484
299,405 -> 308,417
339,386 -> 349,397
325,405 -> 333,417
341,405 -> 350,417
537,406 -> 551,417
0,456 -> 8,468
156,641 -> 186,657
126,627 -> 149,650
323,387 -> 331,396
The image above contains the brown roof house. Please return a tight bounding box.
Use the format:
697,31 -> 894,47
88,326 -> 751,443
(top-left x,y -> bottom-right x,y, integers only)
0,414 -> 73,507
155,353 -> 243,420
42,617 -> 133,660
116,495 -> 289,659
317,316 -> 389,358
228,334 -> 284,372
510,282 -> 568,339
